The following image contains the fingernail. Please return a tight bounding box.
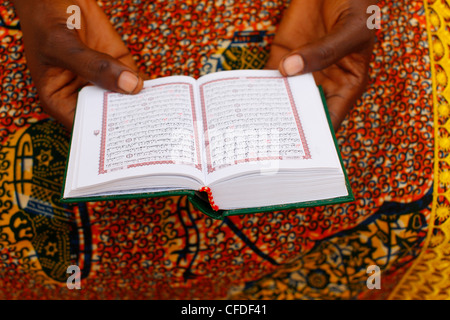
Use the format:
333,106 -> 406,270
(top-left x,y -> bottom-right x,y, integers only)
283,55 -> 304,76
118,71 -> 139,93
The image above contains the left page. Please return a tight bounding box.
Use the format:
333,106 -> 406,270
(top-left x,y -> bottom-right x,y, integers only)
64,76 -> 205,198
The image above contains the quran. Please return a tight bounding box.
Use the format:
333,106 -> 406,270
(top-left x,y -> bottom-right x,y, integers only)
61,69 -> 354,219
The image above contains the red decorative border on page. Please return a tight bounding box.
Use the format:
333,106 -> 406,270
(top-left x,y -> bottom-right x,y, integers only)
99,83 -> 202,174
200,76 -> 311,174
281,77 -> 311,160
98,91 -> 110,175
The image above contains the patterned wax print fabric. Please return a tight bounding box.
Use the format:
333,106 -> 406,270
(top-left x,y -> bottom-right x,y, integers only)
0,0 -> 447,299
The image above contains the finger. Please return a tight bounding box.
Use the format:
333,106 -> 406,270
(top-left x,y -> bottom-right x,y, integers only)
326,92 -> 357,131
264,43 -> 290,70
50,37 -> 144,95
279,5 -> 375,76
315,66 -> 368,131
117,55 -> 150,81
72,46 -> 143,94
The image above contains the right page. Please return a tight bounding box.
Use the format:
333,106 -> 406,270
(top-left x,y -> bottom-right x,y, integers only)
196,69 -> 349,210
197,69 -> 342,183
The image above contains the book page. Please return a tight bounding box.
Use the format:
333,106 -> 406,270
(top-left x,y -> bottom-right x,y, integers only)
71,76 -> 205,191
197,70 -> 341,184
99,83 -> 201,174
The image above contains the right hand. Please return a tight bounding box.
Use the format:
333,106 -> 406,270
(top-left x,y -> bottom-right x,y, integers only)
13,0 -> 144,129
265,0 -> 377,131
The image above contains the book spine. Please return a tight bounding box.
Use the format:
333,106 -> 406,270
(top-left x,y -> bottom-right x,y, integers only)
200,186 -> 219,211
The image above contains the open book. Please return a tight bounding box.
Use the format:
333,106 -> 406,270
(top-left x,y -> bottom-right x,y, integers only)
61,69 -> 354,219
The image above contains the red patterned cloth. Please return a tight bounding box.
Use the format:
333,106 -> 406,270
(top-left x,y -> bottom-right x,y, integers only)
0,0 -> 433,299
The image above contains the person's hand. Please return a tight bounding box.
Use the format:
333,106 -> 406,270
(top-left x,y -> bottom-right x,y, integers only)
13,0 -> 144,129
265,0 -> 377,131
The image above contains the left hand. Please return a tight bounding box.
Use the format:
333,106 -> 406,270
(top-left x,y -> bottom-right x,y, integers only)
13,0 -> 145,130
265,0 -> 377,131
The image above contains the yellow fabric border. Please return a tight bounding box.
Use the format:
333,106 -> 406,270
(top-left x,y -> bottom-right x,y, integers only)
388,0 -> 450,300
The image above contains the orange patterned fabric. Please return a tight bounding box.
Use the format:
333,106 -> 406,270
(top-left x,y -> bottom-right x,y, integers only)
0,0 -> 439,299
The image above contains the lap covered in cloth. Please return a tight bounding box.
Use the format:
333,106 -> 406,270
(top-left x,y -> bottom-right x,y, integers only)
0,0 -> 445,299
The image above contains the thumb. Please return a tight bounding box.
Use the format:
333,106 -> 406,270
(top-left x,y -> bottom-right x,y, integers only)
58,42 -> 144,94
279,16 -> 374,76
